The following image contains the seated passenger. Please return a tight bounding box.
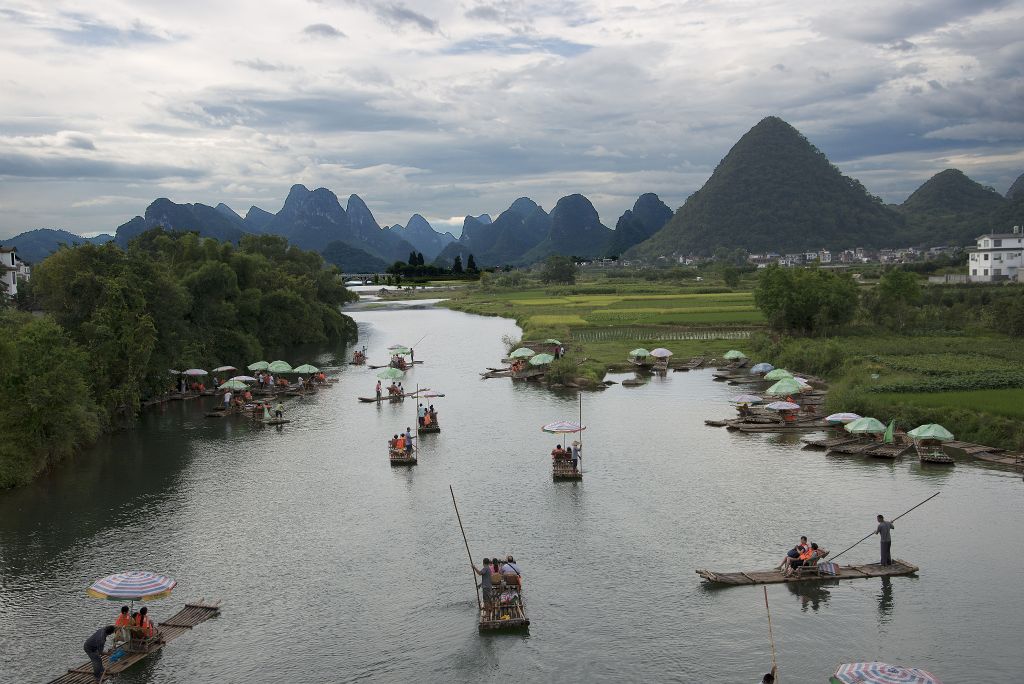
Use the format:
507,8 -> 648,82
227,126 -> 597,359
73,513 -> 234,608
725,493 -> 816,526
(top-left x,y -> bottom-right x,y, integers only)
395,434 -> 405,451
114,605 -> 131,641
551,445 -> 566,460
778,536 -> 809,571
501,555 -> 522,589
490,559 -> 503,586
132,606 -> 156,639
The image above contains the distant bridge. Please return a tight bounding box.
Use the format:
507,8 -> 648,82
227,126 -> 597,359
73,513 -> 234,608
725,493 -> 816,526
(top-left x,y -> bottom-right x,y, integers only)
341,273 -> 386,284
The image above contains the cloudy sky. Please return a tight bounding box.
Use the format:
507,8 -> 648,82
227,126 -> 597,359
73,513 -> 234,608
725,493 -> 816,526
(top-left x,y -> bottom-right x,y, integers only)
1,0 -> 1022,238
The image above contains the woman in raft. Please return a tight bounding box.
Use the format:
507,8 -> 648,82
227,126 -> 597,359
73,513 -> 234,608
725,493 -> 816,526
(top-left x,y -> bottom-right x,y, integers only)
783,542 -> 828,576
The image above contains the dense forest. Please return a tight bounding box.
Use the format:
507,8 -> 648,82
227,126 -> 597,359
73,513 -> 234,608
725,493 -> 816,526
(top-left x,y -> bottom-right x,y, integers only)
0,229 -> 357,487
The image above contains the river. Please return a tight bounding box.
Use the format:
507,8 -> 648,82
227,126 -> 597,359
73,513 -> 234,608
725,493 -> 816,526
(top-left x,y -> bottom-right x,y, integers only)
1,302 -> 1022,682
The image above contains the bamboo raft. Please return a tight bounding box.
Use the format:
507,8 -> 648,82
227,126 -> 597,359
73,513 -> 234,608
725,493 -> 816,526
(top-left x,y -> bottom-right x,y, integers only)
696,560 -> 918,586
47,600 -> 221,684
916,443 -> 955,464
552,458 -> 582,480
802,435 -> 860,449
389,447 -> 417,466
479,590 -> 530,631
621,378 -> 645,387
265,418 -> 291,426
865,442 -> 915,459
828,439 -> 878,454
733,420 -> 830,433
358,389 -> 440,403
672,356 -> 705,372
418,417 -> 440,434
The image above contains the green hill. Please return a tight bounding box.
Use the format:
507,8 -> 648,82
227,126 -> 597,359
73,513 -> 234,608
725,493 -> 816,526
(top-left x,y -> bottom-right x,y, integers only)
628,116 -> 904,257
897,169 -> 1007,245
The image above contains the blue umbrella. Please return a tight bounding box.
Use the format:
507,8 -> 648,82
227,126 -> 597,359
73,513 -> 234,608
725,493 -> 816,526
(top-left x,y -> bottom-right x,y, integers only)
750,362 -> 774,374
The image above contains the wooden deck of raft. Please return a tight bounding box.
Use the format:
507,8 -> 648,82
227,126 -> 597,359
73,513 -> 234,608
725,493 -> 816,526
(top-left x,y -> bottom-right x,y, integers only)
48,600 -> 221,684
696,560 -> 918,586
479,596 -> 530,631
552,460 -> 582,480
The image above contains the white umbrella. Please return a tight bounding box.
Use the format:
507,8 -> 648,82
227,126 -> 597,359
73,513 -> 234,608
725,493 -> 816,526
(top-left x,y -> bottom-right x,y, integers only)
182,368 -> 208,376
229,375 -> 257,383
765,401 -> 800,411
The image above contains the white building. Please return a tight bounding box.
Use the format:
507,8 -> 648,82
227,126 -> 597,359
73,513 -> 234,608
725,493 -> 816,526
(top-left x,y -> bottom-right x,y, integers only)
968,227 -> 1024,282
1,246 -> 21,298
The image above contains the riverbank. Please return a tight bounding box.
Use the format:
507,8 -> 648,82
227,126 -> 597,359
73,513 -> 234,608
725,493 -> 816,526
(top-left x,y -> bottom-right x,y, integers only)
439,276 -> 761,385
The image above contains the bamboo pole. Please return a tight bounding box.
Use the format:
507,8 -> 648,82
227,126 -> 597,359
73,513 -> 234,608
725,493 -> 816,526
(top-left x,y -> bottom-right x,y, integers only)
450,485 -> 481,609
578,393 -> 584,476
829,492 -> 940,564
763,586 -> 778,682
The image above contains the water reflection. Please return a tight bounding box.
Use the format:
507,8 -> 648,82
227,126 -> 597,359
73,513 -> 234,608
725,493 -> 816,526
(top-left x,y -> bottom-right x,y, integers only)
878,576 -> 894,623
785,580 -> 836,612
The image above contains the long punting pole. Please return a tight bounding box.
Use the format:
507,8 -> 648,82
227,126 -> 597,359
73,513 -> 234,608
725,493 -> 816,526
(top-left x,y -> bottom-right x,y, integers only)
829,491 -> 940,564
579,393 -> 584,476
763,586 -> 778,682
450,485 -> 482,609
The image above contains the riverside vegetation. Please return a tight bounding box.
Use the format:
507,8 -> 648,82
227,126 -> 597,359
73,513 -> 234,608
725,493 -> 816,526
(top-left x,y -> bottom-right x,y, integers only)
0,229 -> 357,488
444,259 -> 1024,451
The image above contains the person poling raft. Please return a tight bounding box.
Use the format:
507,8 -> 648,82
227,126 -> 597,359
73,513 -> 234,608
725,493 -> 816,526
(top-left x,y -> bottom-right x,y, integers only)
388,427 -> 417,466
450,486 -> 530,632
696,492 -> 939,586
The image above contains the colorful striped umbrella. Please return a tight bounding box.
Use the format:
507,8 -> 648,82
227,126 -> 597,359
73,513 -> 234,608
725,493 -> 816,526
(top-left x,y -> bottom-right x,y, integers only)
542,421 -> 586,434
765,401 -> 800,411
826,412 -> 861,424
730,394 -> 763,404
87,571 -> 177,601
832,662 -> 942,683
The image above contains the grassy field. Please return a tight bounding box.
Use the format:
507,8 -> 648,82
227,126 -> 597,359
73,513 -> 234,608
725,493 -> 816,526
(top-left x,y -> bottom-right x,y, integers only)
439,275 -> 763,383
871,389 -> 1024,419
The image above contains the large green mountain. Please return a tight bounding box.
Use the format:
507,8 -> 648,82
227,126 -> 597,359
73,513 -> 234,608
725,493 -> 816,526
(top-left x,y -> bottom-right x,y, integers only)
1007,173 -> 1024,200
606,193 -> 673,257
897,169 -> 1007,245
629,117 -> 904,257
2,228 -> 112,264
522,194 -> 614,262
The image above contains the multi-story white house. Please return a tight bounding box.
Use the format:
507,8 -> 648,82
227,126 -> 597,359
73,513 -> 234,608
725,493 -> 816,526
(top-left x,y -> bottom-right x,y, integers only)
968,227 -> 1023,282
1,246 -> 19,298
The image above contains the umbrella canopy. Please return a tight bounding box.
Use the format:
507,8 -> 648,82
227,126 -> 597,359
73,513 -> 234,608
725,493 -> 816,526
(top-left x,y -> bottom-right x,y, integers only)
544,339 -> 561,345
765,378 -> 804,396
541,420 -> 586,434
723,349 -> 747,360
387,344 -> 407,350
750,362 -> 774,374
220,380 -> 248,391
212,365 -> 236,373
825,412 -> 861,424
763,368 -> 793,381
268,360 -> 293,373
730,394 -> 763,404
182,368 -> 207,376
377,367 -> 405,380
765,401 -> 800,411
229,375 -> 257,383
832,662 -> 942,684
529,353 -> 556,366
907,424 -> 955,441
628,348 -> 651,358
293,363 -> 319,374
845,416 -> 888,434
248,361 -> 270,371
649,347 -> 673,358
87,571 -> 177,601
509,348 -> 536,359
389,346 -> 412,356
168,369 -> 181,375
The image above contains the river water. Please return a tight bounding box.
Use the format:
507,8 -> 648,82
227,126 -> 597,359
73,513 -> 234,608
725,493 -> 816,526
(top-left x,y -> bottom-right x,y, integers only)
1,303 -> 1022,682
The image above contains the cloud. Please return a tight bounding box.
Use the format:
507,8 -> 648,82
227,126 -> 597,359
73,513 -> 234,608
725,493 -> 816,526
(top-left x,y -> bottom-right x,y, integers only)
236,58 -> 294,72
48,13 -> 172,47
340,0 -> 439,33
302,23 -> 346,38
444,35 -> 591,57
0,153 -> 201,181
812,0 -> 1009,43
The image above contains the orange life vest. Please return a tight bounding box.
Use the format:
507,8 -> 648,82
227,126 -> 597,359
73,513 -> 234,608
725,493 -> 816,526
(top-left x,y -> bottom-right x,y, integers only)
798,547 -> 814,561
115,614 -> 131,627
133,614 -> 154,637
396,436 -> 405,449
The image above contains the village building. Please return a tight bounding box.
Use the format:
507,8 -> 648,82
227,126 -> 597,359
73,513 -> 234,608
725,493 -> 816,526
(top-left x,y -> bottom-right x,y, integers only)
968,226 -> 1024,282
1,246 -> 30,299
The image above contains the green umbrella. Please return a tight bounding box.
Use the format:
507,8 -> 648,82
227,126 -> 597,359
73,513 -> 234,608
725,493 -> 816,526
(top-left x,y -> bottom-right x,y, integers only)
723,349 -> 747,360
907,423 -> 954,441
389,346 -> 412,356
293,363 -> 319,374
219,380 -> 249,391
844,416 -> 887,434
765,377 -> 804,396
628,348 -> 651,358
509,348 -> 536,359
763,368 -> 793,381
247,361 -> 270,371
529,353 -> 555,366
377,367 -> 405,380
268,360 -> 292,373
883,419 -> 895,444
544,339 -> 561,345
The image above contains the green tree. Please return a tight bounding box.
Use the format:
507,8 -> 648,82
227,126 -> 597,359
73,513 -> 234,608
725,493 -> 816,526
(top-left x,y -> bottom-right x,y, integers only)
754,265 -> 858,334
467,254 -> 478,272
865,268 -> 923,332
540,255 -> 578,284
452,255 -> 464,274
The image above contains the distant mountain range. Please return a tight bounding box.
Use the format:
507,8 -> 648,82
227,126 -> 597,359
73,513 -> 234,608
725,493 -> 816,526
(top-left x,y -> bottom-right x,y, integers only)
4,117 -> 1022,266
